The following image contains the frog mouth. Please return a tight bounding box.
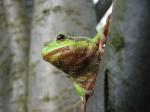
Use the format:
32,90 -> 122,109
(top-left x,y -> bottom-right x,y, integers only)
43,46 -> 70,61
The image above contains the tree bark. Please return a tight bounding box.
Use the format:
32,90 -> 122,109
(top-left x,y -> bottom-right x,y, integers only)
28,0 -> 97,112
88,0 -> 150,112
0,0 -> 29,112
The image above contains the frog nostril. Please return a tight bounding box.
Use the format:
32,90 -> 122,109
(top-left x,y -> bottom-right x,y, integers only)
56,34 -> 65,42
44,43 -> 48,47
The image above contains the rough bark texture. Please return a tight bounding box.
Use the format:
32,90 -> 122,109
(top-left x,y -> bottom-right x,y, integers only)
0,0 -> 97,112
28,0 -> 97,112
0,0 -> 29,112
0,1 -> 11,112
88,0 -> 150,112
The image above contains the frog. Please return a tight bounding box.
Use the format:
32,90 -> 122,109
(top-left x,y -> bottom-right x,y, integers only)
41,14 -> 111,112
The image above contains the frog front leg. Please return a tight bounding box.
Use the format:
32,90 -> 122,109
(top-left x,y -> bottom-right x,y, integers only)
82,73 -> 97,112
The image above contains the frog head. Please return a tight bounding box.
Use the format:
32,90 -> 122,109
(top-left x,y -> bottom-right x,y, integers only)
42,33 -> 98,77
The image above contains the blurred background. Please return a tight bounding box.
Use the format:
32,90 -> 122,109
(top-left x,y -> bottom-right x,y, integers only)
0,0 -> 112,112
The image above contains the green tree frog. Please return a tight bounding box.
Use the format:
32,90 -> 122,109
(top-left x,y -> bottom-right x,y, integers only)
41,15 -> 111,112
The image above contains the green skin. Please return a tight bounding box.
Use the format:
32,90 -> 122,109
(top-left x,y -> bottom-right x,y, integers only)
41,33 -> 104,99
41,14 -> 111,112
41,33 -> 107,111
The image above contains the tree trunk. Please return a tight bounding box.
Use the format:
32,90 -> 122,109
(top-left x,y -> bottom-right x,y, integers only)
0,0 -> 97,112
28,0 -> 97,112
87,0 -> 150,112
0,0 -> 29,112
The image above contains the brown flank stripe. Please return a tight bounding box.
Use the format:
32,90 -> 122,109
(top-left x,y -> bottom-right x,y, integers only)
43,46 -> 70,61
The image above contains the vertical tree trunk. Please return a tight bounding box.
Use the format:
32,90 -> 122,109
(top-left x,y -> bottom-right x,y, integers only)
0,0 -> 29,112
0,1 -> 11,112
88,0 -> 150,112
28,0 -> 97,112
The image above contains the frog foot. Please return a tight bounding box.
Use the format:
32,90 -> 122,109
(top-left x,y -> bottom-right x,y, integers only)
82,89 -> 94,112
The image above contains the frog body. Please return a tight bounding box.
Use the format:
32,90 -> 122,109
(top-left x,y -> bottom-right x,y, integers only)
43,35 -> 100,78
42,34 -> 103,97
41,14 -> 111,112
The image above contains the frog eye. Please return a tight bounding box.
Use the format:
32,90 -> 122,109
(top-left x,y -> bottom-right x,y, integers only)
56,34 -> 66,42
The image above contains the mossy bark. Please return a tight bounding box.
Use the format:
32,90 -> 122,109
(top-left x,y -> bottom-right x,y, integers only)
87,0 -> 150,112
0,0 -> 29,112
28,0 -> 97,112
